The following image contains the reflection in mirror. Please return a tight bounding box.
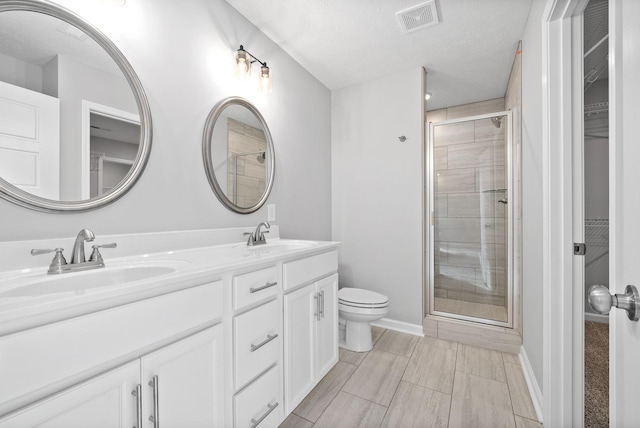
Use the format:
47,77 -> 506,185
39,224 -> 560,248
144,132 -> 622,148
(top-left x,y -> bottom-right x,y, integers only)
0,2 -> 151,212
203,97 -> 275,214
85,102 -> 140,198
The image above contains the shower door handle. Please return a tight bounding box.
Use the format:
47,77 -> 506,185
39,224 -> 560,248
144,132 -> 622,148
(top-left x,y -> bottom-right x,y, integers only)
588,284 -> 640,321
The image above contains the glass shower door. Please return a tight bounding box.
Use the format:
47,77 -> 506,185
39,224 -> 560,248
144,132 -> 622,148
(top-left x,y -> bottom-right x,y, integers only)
429,111 -> 512,327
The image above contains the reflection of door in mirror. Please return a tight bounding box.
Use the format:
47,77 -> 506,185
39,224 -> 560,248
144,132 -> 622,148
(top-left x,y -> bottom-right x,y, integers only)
0,80 -> 60,199
81,101 -> 140,199
226,118 -> 267,207
0,10 -> 141,203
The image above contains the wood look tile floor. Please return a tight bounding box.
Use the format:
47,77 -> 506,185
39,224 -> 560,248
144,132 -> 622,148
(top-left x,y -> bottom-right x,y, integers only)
280,327 -> 542,428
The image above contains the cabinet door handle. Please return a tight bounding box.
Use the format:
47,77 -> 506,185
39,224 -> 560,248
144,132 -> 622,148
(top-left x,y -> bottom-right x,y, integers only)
250,402 -> 279,428
314,293 -> 318,320
148,375 -> 159,428
250,333 -> 278,352
131,384 -> 143,428
250,281 -> 278,293
320,290 -> 325,319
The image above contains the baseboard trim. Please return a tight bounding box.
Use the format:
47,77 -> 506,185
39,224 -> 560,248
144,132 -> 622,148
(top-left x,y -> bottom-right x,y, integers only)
519,345 -> 544,423
370,318 -> 424,337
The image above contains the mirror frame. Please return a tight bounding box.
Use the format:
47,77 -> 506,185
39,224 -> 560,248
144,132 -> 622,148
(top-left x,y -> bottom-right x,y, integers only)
0,0 -> 152,212
202,97 -> 275,214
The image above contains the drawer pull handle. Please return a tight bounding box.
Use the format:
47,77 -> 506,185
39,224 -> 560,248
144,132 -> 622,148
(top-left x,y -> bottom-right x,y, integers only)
250,333 -> 278,352
250,281 -> 278,293
250,402 -> 279,428
131,384 -> 143,428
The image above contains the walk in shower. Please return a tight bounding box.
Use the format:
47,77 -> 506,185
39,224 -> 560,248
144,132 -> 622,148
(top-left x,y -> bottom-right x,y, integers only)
428,111 -> 513,327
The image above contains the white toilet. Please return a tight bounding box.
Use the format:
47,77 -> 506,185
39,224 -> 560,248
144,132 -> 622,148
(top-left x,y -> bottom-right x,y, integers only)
338,287 -> 389,352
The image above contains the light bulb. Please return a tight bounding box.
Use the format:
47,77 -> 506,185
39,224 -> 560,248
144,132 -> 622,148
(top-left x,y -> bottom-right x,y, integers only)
259,65 -> 272,93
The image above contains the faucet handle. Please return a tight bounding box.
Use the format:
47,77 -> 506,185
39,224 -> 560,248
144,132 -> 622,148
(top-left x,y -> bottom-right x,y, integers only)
31,248 -> 67,274
31,247 -> 64,256
89,243 -> 117,263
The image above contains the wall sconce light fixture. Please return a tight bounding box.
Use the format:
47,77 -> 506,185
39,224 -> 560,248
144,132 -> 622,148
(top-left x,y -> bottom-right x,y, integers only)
234,45 -> 272,93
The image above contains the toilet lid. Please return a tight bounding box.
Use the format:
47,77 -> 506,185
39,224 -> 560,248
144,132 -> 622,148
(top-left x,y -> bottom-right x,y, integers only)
338,287 -> 389,307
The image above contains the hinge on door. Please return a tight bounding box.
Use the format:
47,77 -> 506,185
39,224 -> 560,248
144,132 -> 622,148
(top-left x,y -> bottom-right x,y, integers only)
574,243 -> 586,255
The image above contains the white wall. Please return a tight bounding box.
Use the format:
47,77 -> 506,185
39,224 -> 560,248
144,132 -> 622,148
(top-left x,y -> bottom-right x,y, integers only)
0,51 -> 42,92
331,68 -> 424,326
521,0 -> 546,393
0,0 -> 331,244
57,54 -> 138,200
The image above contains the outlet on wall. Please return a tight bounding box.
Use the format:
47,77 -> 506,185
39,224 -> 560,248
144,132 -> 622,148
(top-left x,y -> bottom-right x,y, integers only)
267,204 -> 276,222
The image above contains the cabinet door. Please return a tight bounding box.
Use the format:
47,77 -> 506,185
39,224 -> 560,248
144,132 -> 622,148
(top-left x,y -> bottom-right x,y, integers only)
316,274 -> 339,379
283,283 -> 317,413
141,325 -> 224,428
0,361 -> 138,428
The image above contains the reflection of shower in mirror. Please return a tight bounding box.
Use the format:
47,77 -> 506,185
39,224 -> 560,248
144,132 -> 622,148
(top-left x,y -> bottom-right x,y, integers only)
257,151 -> 266,164
491,116 -> 503,128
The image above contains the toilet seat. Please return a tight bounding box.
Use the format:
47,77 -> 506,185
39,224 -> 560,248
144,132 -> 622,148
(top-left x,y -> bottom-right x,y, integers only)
338,287 -> 389,309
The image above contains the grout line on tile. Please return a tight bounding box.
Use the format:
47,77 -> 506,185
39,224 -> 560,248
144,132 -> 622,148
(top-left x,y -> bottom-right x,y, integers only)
447,370 -> 459,427
339,390 -> 390,410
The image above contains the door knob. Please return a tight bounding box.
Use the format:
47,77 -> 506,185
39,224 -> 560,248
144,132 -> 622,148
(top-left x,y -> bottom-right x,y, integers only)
588,284 -> 640,321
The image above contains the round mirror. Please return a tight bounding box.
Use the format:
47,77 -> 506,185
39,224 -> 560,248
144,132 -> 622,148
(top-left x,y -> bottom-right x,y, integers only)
0,1 -> 152,212
203,97 -> 275,214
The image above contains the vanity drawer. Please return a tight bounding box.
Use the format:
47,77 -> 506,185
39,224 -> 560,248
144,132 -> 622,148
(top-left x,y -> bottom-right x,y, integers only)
234,365 -> 282,428
234,299 -> 279,390
283,250 -> 338,291
0,281 -> 222,412
233,266 -> 278,311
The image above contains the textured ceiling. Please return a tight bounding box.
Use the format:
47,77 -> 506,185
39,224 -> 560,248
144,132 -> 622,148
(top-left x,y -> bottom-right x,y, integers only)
0,10 -> 121,76
225,0 -> 533,110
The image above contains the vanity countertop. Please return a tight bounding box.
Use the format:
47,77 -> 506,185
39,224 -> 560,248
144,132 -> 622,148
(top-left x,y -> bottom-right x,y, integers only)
0,236 -> 339,336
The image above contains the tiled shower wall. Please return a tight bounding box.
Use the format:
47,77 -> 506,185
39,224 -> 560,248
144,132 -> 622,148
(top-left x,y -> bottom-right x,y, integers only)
428,98 -> 508,312
227,118 -> 267,207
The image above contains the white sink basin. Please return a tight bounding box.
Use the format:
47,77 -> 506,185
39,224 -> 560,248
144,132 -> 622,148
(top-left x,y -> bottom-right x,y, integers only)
1,260 -> 190,298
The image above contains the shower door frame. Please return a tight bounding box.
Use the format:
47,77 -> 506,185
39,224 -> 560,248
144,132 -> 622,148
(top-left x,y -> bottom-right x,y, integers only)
427,110 -> 514,328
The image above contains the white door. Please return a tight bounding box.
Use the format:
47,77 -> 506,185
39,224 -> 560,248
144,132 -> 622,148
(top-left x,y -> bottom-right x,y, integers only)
316,274 -> 338,379
140,325 -> 224,428
283,283 -> 317,413
0,361 -> 138,428
0,80 -> 60,199
609,0 -> 640,425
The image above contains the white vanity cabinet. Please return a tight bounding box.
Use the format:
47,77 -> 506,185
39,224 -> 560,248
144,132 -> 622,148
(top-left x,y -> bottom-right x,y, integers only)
283,251 -> 339,413
0,325 -> 224,428
0,235 -> 340,428
0,361 -> 139,427
140,325 -> 225,428
231,266 -> 284,427
0,281 -> 225,427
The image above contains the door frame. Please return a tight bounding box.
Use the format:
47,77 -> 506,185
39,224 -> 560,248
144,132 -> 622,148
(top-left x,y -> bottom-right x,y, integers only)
81,100 -> 140,199
541,0 -> 594,426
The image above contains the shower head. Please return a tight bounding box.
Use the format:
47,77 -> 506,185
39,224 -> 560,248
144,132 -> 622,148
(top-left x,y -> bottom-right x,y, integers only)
491,116 -> 502,128
257,151 -> 266,164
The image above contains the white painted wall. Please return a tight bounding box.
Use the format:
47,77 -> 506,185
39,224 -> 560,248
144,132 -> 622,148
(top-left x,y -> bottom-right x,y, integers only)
331,68 -> 423,326
0,51 -> 42,92
0,0 -> 331,245
57,54 -> 138,200
521,0 -> 546,393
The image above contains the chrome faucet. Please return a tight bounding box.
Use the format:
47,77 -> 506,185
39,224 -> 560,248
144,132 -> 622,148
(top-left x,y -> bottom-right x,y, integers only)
31,228 -> 117,275
70,228 -> 95,264
247,222 -> 270,246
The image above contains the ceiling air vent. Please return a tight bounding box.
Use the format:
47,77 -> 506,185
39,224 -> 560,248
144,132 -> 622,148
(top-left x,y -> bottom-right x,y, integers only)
396,1 -> 439,34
